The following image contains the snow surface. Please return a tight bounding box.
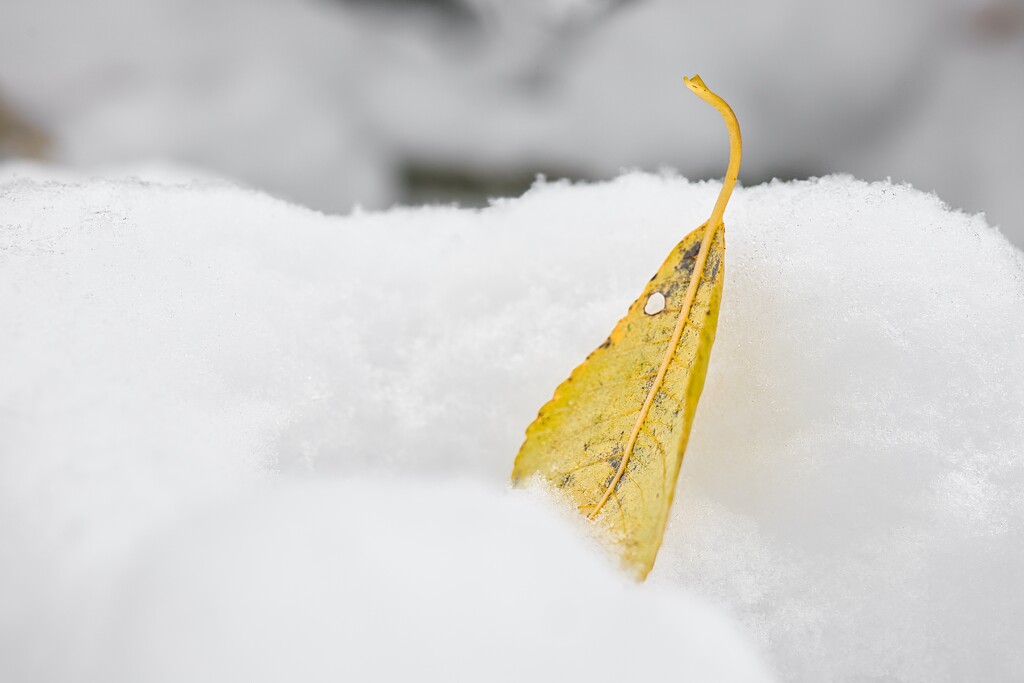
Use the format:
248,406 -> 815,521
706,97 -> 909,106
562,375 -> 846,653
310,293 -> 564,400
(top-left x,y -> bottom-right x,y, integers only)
2,172 -> 1023,681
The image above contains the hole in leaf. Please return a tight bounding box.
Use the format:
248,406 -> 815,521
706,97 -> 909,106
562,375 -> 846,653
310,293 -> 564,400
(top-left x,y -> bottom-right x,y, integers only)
644,291 -> 666,315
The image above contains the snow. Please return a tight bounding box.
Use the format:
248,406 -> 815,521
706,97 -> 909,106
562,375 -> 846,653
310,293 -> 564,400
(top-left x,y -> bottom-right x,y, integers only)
2,172 -> 1023,681
20,481 -> 771,683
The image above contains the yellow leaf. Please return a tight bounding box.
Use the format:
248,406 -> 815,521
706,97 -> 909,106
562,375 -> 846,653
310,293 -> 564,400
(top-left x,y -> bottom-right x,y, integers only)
511,75 -> 742,579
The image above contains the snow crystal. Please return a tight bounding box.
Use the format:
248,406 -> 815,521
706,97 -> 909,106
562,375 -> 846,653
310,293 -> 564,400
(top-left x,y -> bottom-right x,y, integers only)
1,171 -> 1022,681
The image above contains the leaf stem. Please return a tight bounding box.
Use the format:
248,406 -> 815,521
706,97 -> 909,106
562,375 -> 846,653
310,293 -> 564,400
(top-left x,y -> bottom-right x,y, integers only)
683,75 -> 742,229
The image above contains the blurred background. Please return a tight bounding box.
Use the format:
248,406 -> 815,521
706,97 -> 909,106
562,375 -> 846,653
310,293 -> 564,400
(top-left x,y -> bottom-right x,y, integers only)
1,0 -> 1022,245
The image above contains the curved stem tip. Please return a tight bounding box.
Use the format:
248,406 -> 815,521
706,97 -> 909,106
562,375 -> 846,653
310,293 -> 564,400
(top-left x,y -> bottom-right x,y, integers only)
684,75 -> 742,228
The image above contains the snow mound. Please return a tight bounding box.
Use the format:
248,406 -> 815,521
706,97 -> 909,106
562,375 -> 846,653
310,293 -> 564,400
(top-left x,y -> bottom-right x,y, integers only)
1,172 -> 1023,681
84,481 -> 768,683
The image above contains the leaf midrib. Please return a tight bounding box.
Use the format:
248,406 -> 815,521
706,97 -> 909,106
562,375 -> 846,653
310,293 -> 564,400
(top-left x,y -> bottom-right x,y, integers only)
587,220 -> 718,520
